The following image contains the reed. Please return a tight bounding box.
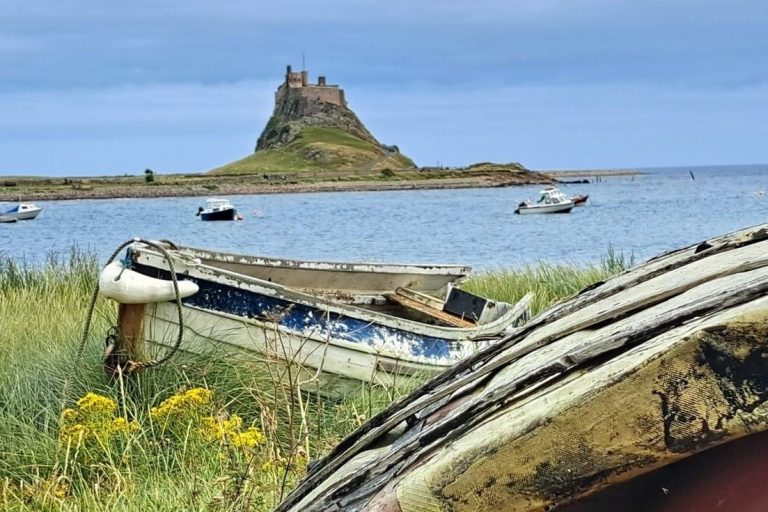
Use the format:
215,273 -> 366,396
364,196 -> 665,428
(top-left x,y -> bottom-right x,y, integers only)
0,249 -> 628,510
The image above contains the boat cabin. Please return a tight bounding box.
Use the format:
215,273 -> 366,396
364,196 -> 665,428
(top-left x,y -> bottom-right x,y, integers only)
537,187 -> 570,205
205,198 -> 233,211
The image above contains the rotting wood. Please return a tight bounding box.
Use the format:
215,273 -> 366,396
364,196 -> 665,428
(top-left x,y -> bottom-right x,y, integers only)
117,303 -> 146,360
274,222 -> 768,512
393,287 -> 446,310
385,292 -> 476,328
289,270 -> 768,511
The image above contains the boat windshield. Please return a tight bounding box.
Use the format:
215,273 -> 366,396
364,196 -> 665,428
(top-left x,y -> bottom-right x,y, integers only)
206,199 -> 231,209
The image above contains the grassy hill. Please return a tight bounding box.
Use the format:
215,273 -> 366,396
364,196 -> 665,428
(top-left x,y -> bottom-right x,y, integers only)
210,127 -> 415,175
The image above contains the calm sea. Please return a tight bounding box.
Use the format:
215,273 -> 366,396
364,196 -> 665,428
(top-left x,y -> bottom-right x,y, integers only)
1,164 -> 766,269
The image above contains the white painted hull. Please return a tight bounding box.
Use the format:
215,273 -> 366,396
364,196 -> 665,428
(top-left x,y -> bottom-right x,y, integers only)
2,207 -> 42,220
14,209 -> 42,220
516,202 -> 574,214
144,301 -> 450,394
108,243 -> 531,394
131,248 -> 525,340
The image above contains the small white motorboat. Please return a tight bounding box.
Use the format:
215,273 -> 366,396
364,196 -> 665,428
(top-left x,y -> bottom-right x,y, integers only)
2,203 -> 43,220
514,186 -> 574,214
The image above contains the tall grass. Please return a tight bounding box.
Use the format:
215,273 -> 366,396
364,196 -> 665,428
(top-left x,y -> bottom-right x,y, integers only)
0,249 -> 631,510
463,248 -> 634,316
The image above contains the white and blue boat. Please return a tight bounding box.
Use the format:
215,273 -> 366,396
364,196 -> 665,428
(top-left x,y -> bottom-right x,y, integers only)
2,202 -> 43,221
98,241 -> 531,394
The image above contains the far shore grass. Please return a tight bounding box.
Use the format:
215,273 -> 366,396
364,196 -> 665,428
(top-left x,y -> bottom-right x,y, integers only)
0,249 -> 632,510
0,166 -> 642,203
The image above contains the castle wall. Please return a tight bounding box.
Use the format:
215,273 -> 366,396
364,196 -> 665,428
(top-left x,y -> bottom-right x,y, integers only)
274,66 -> 348,108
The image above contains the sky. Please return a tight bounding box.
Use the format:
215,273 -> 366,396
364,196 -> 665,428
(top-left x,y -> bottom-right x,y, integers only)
0,0 -> 766,176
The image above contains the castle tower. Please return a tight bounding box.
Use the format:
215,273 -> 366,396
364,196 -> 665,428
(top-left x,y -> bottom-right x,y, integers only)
274,64 -> 347,108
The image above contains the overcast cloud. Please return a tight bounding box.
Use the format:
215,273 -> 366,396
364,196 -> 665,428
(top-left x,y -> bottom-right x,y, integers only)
0,0 -> 765,175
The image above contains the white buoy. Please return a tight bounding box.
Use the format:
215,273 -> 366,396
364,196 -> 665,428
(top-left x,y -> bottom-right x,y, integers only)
99,260 -> 199,304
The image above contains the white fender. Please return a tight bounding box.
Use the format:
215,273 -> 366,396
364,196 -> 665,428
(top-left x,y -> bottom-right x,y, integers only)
99,260 -> 199,304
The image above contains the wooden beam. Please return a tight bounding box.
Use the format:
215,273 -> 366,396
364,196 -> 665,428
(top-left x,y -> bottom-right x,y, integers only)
117,303 -> 146,360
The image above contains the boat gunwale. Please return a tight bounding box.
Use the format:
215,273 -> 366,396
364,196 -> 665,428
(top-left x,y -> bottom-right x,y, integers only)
165,243 -> 473,276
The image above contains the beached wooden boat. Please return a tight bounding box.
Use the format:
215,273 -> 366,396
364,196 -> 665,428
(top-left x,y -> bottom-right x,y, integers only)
99,241 -> 530,394
275,221 -> 768,512
157,242 -> 472,295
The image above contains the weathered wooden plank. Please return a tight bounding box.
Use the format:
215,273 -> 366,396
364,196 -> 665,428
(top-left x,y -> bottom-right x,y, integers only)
386,292 -> 476,328
394,287 -> 446,310
275,223 -> 768,512
293,280 -> 768,511
117,303 -> 146,360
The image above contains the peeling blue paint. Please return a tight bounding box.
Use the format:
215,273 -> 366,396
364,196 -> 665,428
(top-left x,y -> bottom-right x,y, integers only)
132,263 -> 454,359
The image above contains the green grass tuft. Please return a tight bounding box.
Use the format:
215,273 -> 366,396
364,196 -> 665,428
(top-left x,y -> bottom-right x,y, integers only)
0,249 -> 628,509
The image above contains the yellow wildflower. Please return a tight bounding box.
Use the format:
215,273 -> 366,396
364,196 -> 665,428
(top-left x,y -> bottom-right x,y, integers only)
76,392 -> 117,416
150,387 -> 213,423
200,414 -> 264,450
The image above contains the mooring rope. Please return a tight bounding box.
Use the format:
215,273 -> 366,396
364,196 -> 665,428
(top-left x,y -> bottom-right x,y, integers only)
71,237 -> 186,383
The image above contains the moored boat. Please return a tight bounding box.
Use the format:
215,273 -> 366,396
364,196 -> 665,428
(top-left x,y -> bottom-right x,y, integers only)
0,215 -> 17,224
2,203 -> 43,220
515,186 -> 574,214
97,240 -> 531,394
196,198 -> 238,221
275,221 -> 768,512
571,193 -> 589,206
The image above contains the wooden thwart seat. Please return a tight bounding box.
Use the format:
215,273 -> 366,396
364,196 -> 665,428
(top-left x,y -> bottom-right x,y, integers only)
386,288 -> 476,328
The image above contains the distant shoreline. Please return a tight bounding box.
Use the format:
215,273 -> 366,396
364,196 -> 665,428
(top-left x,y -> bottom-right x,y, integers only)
544,169 -> 643,177
0,168 -> 643,202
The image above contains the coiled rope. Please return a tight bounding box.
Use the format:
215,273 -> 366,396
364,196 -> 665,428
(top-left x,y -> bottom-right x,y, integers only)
75,238 -> 186,374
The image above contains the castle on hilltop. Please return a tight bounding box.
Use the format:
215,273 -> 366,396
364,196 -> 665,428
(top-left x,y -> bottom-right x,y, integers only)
274,65 -> 347,108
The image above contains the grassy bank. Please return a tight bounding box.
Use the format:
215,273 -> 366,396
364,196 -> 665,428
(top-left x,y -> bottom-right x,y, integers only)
0,251 -> 631,510
0,163 -> 553,202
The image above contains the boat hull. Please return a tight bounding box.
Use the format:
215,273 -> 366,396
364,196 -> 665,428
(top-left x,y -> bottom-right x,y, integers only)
572,194 -> 589,206
103,243 -> 529,393
274,221 -> 768,512
515,203 -> 574,214
169,244 -> 471,295
200,207 -> 236,221
2,205 -> 42,220
144,300 -> 449,394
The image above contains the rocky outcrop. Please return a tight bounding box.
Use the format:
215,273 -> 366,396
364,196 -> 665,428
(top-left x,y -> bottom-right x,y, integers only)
255,94 -> 382,152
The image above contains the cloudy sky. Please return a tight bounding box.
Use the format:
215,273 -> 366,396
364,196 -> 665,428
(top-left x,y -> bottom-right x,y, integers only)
1,0 -> 766,176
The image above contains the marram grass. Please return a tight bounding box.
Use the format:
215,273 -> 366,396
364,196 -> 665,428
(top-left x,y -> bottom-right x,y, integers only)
0,249 -> 630,510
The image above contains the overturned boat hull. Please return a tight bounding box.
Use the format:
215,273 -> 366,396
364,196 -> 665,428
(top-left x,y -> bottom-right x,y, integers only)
275,222 -> 768,511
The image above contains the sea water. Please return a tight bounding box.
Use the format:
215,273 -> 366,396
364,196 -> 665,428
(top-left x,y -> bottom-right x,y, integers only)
1,164 -> 766,269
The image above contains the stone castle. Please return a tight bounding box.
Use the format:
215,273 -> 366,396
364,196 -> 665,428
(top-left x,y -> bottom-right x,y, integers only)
274,65 -> 347,111
256,64 -> 382,151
